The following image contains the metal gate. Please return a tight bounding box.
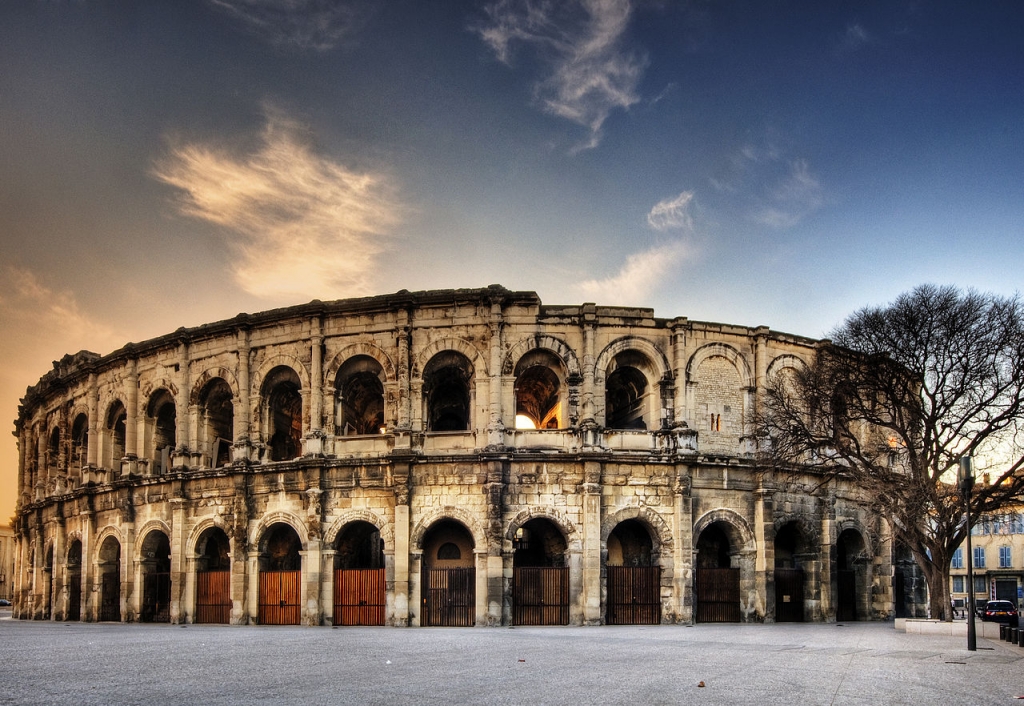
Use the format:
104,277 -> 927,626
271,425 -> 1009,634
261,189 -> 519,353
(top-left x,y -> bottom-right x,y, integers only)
258,570 -> 301,625
606,566 -> 661,625
334,568 -> 386,626
837,569 -> 856,621
196,570 -> 232,624
695,567 -> 740,623
142,571 -> 171,622
100,572 -> 120,621
513,567 -> 569,625
423,567 -> 475,627
774,568 -> 804,622
68,570 -> 81,621
996,579 -> 1017,606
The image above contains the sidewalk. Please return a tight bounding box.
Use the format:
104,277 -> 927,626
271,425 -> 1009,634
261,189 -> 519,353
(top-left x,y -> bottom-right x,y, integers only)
1,613 -> 1021,705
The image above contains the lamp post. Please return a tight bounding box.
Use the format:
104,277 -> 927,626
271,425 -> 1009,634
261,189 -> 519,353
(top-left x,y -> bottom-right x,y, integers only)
959,456 -> 977,652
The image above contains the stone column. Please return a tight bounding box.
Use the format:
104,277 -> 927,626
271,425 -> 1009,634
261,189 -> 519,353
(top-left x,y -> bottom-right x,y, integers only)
309,318 -> 324,433
122,520 -> 135,622
484,456 -> 506,625
126,358 -> 139,462
581,460 -> 602,624
486,301 -> 504,447
169,497 -> 186,623
234,327 -> 251,462
51,515 -> 66,621
580,306 -> 597,424
321,549 -> 336,625
671,323 -> 689,425
246,549 -> 259,624
754,485 -> 774,622
391,462 -> 411,625
300,543 -> 322,626
820,488 -> 836,621
87,374 -> 99,470
175,341 -> 190,467
673,471 -> 693,623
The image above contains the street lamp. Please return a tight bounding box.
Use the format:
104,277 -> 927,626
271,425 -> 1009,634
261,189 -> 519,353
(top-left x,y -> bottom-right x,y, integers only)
958,456 -> 977,652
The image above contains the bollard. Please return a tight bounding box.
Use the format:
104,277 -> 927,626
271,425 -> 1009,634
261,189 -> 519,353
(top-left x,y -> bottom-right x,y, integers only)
1017,628 -> 1024,647
1001,624 -> 1007,640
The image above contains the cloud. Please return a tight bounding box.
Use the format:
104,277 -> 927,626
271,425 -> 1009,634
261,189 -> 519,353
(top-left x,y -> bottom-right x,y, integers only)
753,159 -> 824,228
475,0 -> 646,150
576,239 -> 691,304
153,108 -> 404,301
208,0 -> 369,51
646,190 -> 695,231
838,22 -> 872,53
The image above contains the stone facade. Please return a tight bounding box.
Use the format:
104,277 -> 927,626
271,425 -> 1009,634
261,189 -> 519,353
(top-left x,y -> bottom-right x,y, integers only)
11,286 -> 895,626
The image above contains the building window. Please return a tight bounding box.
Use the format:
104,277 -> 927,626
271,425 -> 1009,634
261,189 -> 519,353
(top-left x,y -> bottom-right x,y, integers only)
952,576 -> 964,593
1000,546 -> 1012,568
1013,514 -> 1024,534
974,576 -> 987,594
974,547 -> 986,568
951,548 -> 963,569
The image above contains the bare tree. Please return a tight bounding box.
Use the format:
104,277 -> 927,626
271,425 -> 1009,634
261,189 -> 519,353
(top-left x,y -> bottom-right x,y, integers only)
756,285 -> 1024,621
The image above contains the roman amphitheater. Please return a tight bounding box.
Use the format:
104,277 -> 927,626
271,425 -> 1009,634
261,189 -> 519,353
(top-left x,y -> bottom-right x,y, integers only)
10,286 -> 912,627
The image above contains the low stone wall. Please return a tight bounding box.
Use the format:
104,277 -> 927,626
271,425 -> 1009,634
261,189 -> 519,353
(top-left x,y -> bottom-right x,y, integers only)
895,618 -> 1000,639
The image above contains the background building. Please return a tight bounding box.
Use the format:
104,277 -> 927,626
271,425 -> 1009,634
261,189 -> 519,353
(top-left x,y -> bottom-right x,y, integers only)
12,287 -> 905,626
950,510 -> 1024,611
0,524 -> 14,601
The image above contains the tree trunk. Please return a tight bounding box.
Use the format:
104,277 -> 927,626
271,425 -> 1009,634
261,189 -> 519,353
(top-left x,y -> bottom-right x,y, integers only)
920,556 -> 953,621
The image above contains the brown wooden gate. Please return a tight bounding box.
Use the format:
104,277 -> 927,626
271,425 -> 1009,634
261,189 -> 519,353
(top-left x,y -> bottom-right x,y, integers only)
423,567 -> 475,626
695,567 -> 740,622
196,570 -> 232,624
837,569 -> 856,621
774,568 -> 804,622
606,566 -> 661,625
142,571 -> 171,623
513,567 -> 569,625
334,568 -> 386,626
259,570 -> 301,625
100,572 -> 120,621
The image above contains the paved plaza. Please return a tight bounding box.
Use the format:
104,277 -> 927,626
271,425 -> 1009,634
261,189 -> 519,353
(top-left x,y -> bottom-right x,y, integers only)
1,610 -> 1021,705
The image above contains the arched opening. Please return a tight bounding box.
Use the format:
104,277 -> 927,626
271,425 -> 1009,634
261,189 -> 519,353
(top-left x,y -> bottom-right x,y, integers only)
695,522 -> 741,623
514,351 -> 564,429
421,519 -> 475,626
512,518 -> 569,625
104,402 -> 127,471
146,390 -> 176,475
140,530 -> 171,623
836,528 -> 868,622
774,522 -> 810,622
199,379 -> 234,468
333,521 -> 385,625
264,367 -> 303,461
606,519 -> 660,624
42,545 -> 54,619
423,352 -> 473,432
66,540 -> 82,621
605,353 -> 652,430
47,427 -> 60,477
335,356 -> 386,436
195,526 -> 231,623
258,523 -> 302,625
98,536 -> 121,621
70,414 -> 88,481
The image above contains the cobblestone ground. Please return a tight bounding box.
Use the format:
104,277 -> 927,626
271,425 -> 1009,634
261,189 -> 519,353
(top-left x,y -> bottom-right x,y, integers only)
1,611 -> 1022,705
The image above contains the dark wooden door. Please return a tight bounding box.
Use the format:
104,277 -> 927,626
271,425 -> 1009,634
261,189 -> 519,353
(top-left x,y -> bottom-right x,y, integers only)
142,571 -> 171,622
68,570 -> 81,621
695,567 -> 740,623
196,570 -> 232,624
259,570 -> 301,625
100,572 -> 120,621
423,568 -> 475,626
836,569 -> 857,621
606,566 -> 661,625
334,568 -> 386,626
513,567 -> 569,625
774,568 -> 805,622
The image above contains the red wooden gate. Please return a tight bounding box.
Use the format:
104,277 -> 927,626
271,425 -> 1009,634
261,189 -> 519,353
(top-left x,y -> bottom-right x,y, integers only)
423,567 -> 475,626
774,568 -> 804,622
334,568 -> 386,626
695,567 -> 740,622
196,570 -> 232,624
512,567 -> 569,625
606,566 -> 661,625
259,570 -> 301,625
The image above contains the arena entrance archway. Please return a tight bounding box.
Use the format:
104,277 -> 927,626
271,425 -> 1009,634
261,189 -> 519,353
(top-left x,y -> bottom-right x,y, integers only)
836,528 -> 868,622
512,518 -> 569,626
140,530 -> 171,622
774,522 -> 811,622
695,522 -> 741,623
333,521 -> 385,626
195,527 -> 232,624
421,519 -> 475,627
606,519 -> 661,625
66,540 -> 82,621
98,536 -> 121,621
258,523 -> 302,625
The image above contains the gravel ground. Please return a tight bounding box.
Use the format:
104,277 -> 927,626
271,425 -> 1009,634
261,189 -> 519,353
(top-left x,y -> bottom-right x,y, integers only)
1,611 -> 1021,705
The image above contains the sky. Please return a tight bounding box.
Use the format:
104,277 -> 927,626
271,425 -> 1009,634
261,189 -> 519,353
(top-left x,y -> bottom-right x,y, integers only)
1,0 -> 1022,522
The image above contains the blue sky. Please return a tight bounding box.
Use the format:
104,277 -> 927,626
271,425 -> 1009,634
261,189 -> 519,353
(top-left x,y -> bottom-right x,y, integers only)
1,0 -> 1022,518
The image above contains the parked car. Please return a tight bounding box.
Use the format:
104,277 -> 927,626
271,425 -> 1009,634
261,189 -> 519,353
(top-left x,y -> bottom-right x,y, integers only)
0,599 -> 11,607
980,600 -> 1019,624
